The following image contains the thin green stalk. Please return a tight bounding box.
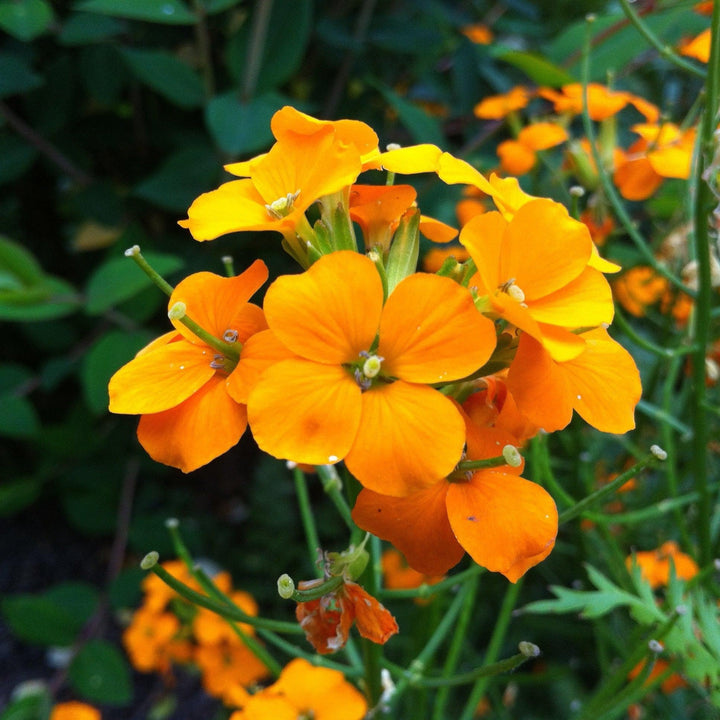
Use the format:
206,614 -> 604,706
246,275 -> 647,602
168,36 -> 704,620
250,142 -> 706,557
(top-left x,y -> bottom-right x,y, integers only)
458,579 -> 524,720
612,307 -> 692,358
293,467 -> 323,573
579,19 -> 694,296
316,464 -> 356,531
380,564 -> 483,600
582,491 -> 700,525
125,245 -> 174,297
361,535 -> 384,709
424,652 -> 534,688
530,434 -> 577,510
242,0 -> 273,100
618,0 -> 706,78
431,573 -> 480,720
689,0 -> 720,565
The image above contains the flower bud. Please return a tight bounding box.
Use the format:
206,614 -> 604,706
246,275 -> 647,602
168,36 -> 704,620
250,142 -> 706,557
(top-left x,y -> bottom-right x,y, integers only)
141,551 -> 159,570
650,444 -> 667,461
518,641 -> 540,658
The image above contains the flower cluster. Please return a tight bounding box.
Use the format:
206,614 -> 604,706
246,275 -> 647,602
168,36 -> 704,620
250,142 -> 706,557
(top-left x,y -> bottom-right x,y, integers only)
123,560 -> 268,706
110,106 -> 642,589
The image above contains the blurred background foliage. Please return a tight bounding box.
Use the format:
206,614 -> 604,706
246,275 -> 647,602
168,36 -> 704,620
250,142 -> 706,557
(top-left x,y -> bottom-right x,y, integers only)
0,0 -> 713,718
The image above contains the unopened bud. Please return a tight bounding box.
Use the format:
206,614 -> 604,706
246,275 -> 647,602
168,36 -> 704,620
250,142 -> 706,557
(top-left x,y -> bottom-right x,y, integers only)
503,445 -> 523,468
386,143 -> 402,151
518,641 -> 540,658
165,517 -> 179,528
569,185 -> 585,197
141,551 -> 159,570
124,245 -> 141,257
648,639 -> 664,654
168,301 -> 187,320
650,444 -> 667,461
277,573 -> 295,599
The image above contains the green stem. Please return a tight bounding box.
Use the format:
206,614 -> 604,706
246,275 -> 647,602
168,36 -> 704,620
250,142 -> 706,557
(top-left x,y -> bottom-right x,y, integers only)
458,579 -> 524,720
361,535 -> 384,709
293,467 -> 323,573
530,434 -> 577,510
170,307 -> 240,362
380,564 -> 484,600
612,307 -> 692,359
125,246 -> 174,297
618,0 -> 706,79
316,465 -> 356,531
456,454 -> 517,473
423,652 -> 535,688
689,0 -> 720,566
242,0 -> 273,100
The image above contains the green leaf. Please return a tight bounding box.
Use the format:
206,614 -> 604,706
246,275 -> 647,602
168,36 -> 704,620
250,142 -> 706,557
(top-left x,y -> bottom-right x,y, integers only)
492,48 -> 575,87
203,0 -> 242,12
59,12 -> 126,44
0,134 -> 36,186
1,595 -> 81,646
0,692 -> 52,720
0,0 -> 54,41
84,250 -> 184,314
119,47 -> 204,108
0,276 -> 79,321
45,582 -> 100,627
79,44 -> 126,106
0,235 -> 44,287
226,0 -> 312,91
68,640 -> 133,706
205,91 -> 287,155
373,83 -> 444,146
134,145 -> 220,212
0,477 -> 43,517
0,53 -> 42,98
75,0 -> 195,24
81,329 -> 155,414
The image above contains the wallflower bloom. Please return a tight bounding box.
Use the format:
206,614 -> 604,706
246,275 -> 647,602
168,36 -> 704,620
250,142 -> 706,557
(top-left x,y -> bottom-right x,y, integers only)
352,407 -> 557,581
460,198 -> 615,361
462,23 -> 494,44
230,658 -> 367,720
628,541 -> 699,589
613,266 -> 668,317
538,83 -> 659,122
109,261 -> 268,472
474,86 -> 532,120
497,122 -> 569,175
679,28 -> 711,62
248,251 -> 496,495
50,703 -> 101,720
296,579 -> 398,654
123,606 -> 184,673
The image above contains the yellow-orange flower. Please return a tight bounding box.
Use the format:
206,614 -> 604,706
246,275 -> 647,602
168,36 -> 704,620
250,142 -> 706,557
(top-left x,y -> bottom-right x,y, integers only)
497,122 -> 568,175
381,548 -> 444,591
613,266 -> 668,317
195,641 -> 270,704
109,261 -> 268,472
352,407 -> 557,581
627,541 -> 699,589
506,327 -> 641,433
193,590 -> 259,644
295,579 -> 398,654
50,703 -> 101,720
230,658 -> 367,720
538,83 -> 659,122
462,23 -> 494,44
474,86 -> 532,120
679,28 -> 711,62
247,251 -> 497,495
460,198 -> 614,361
123,605 -> 182,673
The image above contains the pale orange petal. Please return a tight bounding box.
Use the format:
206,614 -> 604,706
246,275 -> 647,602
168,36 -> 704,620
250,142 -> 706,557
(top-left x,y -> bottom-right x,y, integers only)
137,376 -> 247,472
248,359 -> 362,465
263,251 -> 383,364
437,152 -> 495,195
378,273 -> 496,383
379,144 -> 442,174
345,381 -> 465,495
109,341 -> 214,414
518,122 -> 568,151
419,215 -> 458,243
497,140 -> 537,175
352,485 -> 464,575
446,470 -> 557,581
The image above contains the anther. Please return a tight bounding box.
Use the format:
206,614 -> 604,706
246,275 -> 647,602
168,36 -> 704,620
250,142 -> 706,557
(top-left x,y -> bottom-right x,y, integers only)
223,329 -> 239,343
210,355 -> 226,369
265,190 -> 301,219
362,354 -> 384,379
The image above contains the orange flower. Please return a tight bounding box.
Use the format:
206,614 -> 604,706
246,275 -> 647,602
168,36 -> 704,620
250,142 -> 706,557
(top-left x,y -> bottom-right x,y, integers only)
462,23 -> 494,44
613,266 -> 668,317
580,208 -> 615,246
506,327 -> 641,434
382,548 -> 444,590
109,261 -> 268,472
679,28 -> 711,62
123,606 -> 182,673
295,579 -> 398,654
460,198 -> 614,361
352,406 -> 557,581
538,83 -> 659,122
421,245 -> 470,273
628,658 -> 687,694
193,590 -> 259,644
195,641 -> 270,704
50,703 -> 101,720
627,541 -> 699,589
614,123 -> 696,201
230,658 -> 367,720
349,184 -> 418,252
247,251 -> 496,495
497,122 -> 569,175
474,86 -> 532,120
179,125 -> 363,244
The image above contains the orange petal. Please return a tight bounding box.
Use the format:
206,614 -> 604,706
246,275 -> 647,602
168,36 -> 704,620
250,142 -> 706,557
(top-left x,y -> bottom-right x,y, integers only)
296,597 -> 350,655
506,333 -> 574,432
437,152 -> 495,195
588,243 -> 621,274
561,327 -> 641,433
343,582 -> 398,645
263,251 -> 383,364
501,199 -> 591,300
345,381 -> 465,495
170,264 -> 268,343
379,144 -> 442,174
226,329 -> 296,404
419,215 -> 458,243
352,485 -> 464,575
109,341 -> 214,414
487,173 -> 536,218
248,359 -> 362,465
459,211 -> 507,293
614,155 -> 663,201
647,146 -> 692,179
378,273 -> 496,383
446,470 -> 557,581
528,266 -> 614,328
137,376 -> 247,472
517,122 -> 568,151
497,140 -> 537,175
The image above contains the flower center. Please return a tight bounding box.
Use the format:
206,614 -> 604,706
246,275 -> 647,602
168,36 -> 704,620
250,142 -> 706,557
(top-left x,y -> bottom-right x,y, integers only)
352,351 -> 385,391
265,190 -> 301,219
208,328 -> 240,374
499,277 -> 526,303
